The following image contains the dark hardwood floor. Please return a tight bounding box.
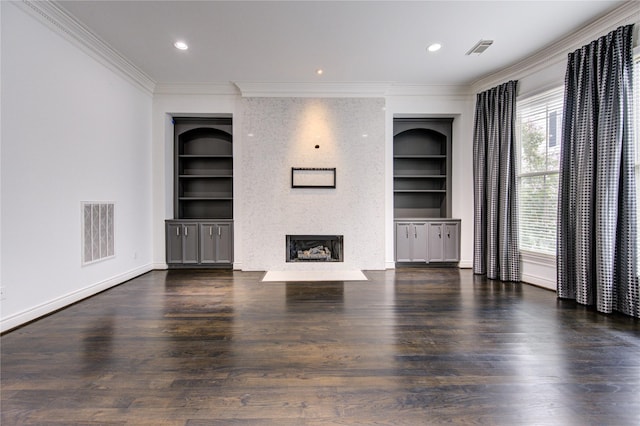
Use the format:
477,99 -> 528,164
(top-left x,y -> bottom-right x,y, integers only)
2,268 -> 640,425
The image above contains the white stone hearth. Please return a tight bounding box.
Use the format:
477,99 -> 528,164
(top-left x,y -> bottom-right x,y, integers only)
261,270 -> 368,282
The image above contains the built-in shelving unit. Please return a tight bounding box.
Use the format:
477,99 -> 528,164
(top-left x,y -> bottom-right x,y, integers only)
393,118 -> 460,266
174,117 -> 233,220
167,117 -> 234,268
393,118 -> 452,219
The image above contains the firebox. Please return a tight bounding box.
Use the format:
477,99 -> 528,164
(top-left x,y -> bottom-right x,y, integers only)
286,235 -> 344,262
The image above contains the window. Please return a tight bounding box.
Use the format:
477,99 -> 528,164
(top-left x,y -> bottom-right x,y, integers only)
634,48 -> 640,267
516,88 -> 564,255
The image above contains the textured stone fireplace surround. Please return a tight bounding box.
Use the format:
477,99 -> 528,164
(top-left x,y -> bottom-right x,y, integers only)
239,97 -> 385,271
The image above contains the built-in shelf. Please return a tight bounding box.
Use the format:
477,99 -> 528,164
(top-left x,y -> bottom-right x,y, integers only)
393,118 -> 453,219
393,189 -> 447,194
394,155 -> 447,159
393,175 -> 446,178
179,154 -> 233,158
179,175 -> 233,178
174,117 -> 233,220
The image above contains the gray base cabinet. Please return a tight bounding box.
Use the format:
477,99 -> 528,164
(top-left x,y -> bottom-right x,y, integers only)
395,219 -> 460,265
395,222 -> 428,262
199,222 -> 233,264
427,221 -> 460,263
166,220 -> 233,267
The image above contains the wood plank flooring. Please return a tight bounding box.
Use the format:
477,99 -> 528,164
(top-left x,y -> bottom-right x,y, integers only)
2,268 -> 640,425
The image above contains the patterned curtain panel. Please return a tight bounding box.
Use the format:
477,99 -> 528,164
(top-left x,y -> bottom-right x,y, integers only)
557,24 -> 639,317
473,80 -> 521,282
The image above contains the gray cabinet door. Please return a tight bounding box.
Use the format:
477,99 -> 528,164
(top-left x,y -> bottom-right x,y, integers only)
427,223 -> 444,262
427,221 -> 460,262
199,223 -> 233,264
216,223 -> 233,264
395,223 -> 413,262
182,223 -> 199,264
411,223 -> 428,262
166,223 -> 183,264
396,222 -> 427,262
199,223 -> 217,264
443,222 -> 460,262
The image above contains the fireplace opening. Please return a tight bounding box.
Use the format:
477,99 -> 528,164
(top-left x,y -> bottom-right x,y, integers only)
286,235 -> 343,262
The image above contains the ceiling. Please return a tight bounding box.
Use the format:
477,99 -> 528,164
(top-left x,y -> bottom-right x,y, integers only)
56,0 -> 627,88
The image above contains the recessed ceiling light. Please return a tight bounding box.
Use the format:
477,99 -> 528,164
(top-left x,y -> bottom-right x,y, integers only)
427,43 -> 442,52
174,41 -> 189,50
316,69 -> 324,75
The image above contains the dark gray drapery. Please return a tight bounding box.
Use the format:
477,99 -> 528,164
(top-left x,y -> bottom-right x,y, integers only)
557,24 -> 639,317
473,80 -> 521,282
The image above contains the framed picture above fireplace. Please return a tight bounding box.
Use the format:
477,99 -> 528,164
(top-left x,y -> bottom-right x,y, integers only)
291,167 -> 336,188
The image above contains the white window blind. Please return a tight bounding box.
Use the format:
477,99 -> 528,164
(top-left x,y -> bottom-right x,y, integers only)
516,88 -> 564,255
634,50 -> 640,268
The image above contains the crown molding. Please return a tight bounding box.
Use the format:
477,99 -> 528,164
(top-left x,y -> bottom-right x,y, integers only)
233,81 -> 392,98
234,81 -> 475,99
470,1 -> 640,94
386,84 -> 473,99
154,82 -> 240,96
15,0 -> 156,95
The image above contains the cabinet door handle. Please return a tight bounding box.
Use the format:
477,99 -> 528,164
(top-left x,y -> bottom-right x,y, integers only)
185,226 -> 188,237
218,226 -> 221,237
406,227 -> 409,238
439,231 -> 442,239
176,226 -> 180,236
210,226 -> 213,237
414,228 -> 417,239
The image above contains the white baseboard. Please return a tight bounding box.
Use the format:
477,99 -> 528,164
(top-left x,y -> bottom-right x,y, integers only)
0,263 -> 153,333
522,273 -> 556,291
153,262 -> 168,270
386,260 -> 472,269
458,260 -> 473,268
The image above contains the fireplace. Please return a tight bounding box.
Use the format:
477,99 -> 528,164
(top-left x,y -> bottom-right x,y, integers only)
286,235 -> 344,262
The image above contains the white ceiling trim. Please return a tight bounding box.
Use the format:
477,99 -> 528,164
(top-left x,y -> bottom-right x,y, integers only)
470,1 -> 640,94
157,81 -> 474,99
233,81 -> 393,98
17,0 -> 156,95
154,83 -> 240,96
386,84 -> 473,99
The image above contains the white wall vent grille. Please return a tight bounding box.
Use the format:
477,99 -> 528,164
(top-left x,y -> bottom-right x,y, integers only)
82,202 -> 115,265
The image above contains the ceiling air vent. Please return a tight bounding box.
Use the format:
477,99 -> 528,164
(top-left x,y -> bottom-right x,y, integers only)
466,39 -> 494,55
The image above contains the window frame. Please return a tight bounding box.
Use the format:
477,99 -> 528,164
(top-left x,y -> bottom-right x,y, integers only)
516,86 -> 565,257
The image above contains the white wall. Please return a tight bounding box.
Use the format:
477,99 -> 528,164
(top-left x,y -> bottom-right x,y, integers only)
0,2 -> 153,332
240,97 -> 386,271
